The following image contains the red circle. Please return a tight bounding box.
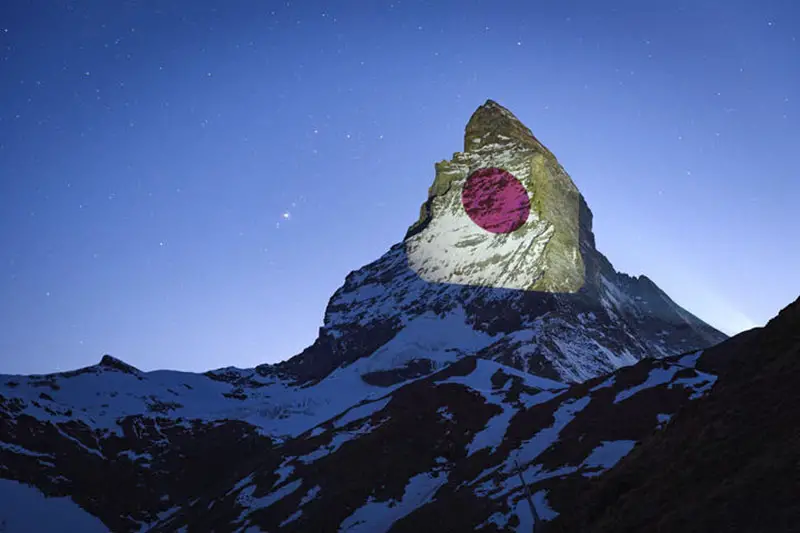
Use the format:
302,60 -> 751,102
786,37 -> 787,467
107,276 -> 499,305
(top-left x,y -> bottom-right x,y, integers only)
461,168 -> 530,234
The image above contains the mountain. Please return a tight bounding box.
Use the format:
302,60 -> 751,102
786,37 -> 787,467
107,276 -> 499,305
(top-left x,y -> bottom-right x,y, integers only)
274,99 -> 725,389
0,100 -> 729,531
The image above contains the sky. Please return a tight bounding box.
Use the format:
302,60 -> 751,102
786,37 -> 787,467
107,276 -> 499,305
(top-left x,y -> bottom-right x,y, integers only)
1,0 -> 798,375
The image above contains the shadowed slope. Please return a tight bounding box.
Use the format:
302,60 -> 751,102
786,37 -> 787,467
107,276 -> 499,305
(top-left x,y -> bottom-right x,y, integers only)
548,295 -> 800,533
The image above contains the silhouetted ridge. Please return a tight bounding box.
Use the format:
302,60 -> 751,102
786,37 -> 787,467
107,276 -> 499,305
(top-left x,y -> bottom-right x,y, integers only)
547,293 -> 800,533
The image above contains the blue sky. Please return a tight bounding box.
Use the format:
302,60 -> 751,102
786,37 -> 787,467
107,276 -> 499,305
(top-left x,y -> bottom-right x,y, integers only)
1,0 -> 798,374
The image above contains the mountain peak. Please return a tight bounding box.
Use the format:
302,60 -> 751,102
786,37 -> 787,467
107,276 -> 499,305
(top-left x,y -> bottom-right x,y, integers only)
279,102 -> 729,386
464,99 -> 554,159
405,99 -> 586,293
98,354 -> 140,374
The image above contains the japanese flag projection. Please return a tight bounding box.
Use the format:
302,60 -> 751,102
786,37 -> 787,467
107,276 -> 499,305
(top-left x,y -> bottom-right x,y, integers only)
404,149 -> 585,293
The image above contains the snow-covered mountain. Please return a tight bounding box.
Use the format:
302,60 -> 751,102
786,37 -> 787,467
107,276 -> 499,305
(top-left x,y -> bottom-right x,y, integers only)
267,100 -> 724,394
0,100 -> 730,531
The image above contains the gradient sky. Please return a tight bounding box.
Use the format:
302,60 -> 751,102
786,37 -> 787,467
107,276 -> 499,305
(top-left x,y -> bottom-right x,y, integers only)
1,1 -> 798,375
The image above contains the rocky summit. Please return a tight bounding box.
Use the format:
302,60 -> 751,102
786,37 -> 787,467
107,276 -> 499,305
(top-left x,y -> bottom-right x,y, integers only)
0,101 -> 734,532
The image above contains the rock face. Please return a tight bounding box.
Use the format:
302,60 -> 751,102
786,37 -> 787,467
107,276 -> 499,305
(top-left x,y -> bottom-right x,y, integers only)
0,100 -> 733,531
406,100 -> 585,293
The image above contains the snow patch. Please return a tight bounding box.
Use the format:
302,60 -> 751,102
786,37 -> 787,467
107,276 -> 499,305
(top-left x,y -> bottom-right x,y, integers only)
339,471 -> 449,532
279,485 -> 320,527
272,460 -> 294,488
358,309 -> 500,375
589,375 -> 615,392
298,418 -> 385,465
581,440 -> 636,477
519,389 -> 563,409
614,365 -> 681,404
533,489 -> 558,521
237,479 -> 302,523
677,350 -> 703,368
0,442 -> 53,458
656,413 -> 672,428
334,397 -> 391,429
437,406 -> 455,422
467,404 -> 516,456
513,489 -> 559,531
439,359 -> 565,404
671,372 -> 717,400
509,396 -> 591,470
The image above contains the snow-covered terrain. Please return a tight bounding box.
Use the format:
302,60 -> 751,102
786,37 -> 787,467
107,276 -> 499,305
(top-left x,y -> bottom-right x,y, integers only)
144,347 -> 723,532
0,100 -> 730,532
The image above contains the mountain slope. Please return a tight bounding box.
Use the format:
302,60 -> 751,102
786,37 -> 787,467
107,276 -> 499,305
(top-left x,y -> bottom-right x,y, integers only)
145,349 -> 721,532
0,360 -> 277,531
548,295 -> 800,533
138,296 -> 798,532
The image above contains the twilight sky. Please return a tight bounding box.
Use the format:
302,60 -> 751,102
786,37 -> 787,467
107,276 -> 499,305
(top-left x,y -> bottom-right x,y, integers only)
1,1 -> 798,375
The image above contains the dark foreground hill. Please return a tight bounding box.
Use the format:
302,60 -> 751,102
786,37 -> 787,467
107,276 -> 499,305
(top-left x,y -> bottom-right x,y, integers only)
549,295 -> 800,533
